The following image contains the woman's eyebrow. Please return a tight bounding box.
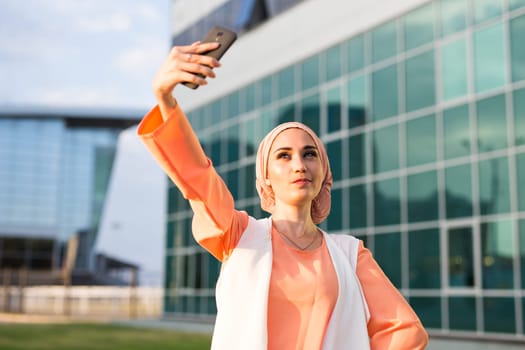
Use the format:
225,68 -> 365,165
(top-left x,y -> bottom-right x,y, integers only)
272,145 -> 317,154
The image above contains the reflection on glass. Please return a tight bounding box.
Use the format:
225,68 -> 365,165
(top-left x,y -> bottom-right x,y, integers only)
403,3 -> 434,51
481,219 -> 514,289
445,164 -> 473,218
301,55 -> 320,91
479,156 -> 511,215
448,227 -> 474,287
405,50 -> 435,112
443,104 -> 470,159
347,74 -> 368,128
514,88 -> 525,145
326,86 -> 342,132
406,114 -> 437,167
441,38 -> 468,100
476,94 -> 508,152
373,125 -> 399,173
347,34 -> 365,72
473,23 -> 506,93
483,297 -> 516,333
449,297 -> 476,330
407,170 -> 438,222
472,0 -> 503,24
349,184 -> 367,229
371,20 -> 397,63
374,232 -> 401,287
325,44 -> 342,82
409,228 -> 441,289
510,15 -> 525,82
372,64 -> 398,121
439,0 -> 467,37
278,66 -> 295,99
517,154 -> 525,211
410,297 -> 442,328
300,93 -> 321,135
348,133 -> 366,178
374,178 -> 400,226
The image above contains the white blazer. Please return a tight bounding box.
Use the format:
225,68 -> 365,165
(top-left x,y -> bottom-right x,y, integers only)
211,217 -> 371,349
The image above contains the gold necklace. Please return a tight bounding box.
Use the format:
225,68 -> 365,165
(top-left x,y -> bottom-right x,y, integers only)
277,229 -> 319,251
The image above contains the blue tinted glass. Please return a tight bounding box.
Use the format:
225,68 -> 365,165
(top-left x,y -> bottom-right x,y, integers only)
518,153 -> 525,211
404,3 -> 435,51
372,65 -> 398,121
349,133 -> 366,178
328,187 -> 343,231
405,50 -> 436,112
445,164 -> 473,218
449,297 -> 477,330
278,66 -> 295,99
347,74 -> 368,128
301,55 -> 320,91
510,15 -> 525,82
410,297 -> 442,328
439,0 -> 467,37
478,156 -> 511,215
374,178 -> 400,226
520,219 -> 525,288
261,76 -> 273,106
481,219 -> 514,289
483,297 -> 516,333
349,184 -> 367,228
441,38 -> 468,100
473,23 -> 506,93
371,20 -> 397,63
326,86 -> 342,132
347,34 -> 365,72
326,140 -> 343,181
372,124 -> 399,173
300,93 -> 321,135
448,227 -> 474,287
510,0 -> 525,10
514,88 -> 525,146
325,44 -> 342,82
477,94 -> 508,152
406,114 -> 437,167
407,170 -> 439,222
473,0 -> 503,24
277,102 -> 295,123
409,228 -> 441,288
374,232 -> 401,287
443,104 -> 471,159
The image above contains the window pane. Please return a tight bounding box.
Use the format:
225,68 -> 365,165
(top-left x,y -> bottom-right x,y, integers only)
227,92 -> 239,118
404,3 -> 435,51
347,34 -> 365,72
482,219 -> 514,289
473,23 -> 506,93
326,140 -> 343,181
300,93 -> 321,135
374,178 -> 400,226
479,156 -> 511,215
325,44 -> 342,82
483,297 -> 516,333
374,232 -> 401,287
441,38 -> 468,100
261,76 -> 273,106
301,55 -> 320,91
443,104 -> 471,159
244,83 -> 256,112
510,15 -> 525,82
372,124 -> 399,173
372,64 -> 398,121
371,20 -> 397,63
449,297 -> 477,331
448,227 -> 474,287
405,50 -> 436,112
326,86 -> 342,132
476,94 -> 508,152
409,228 -> 441,288
510,0 -> 525,10
445,164 -> 473,219
327,188 -> 343,231
348,133 -> 366,178
514,88 -> 525,146
347,74 -> 368,128
407,170 -> 439,222
277,102 -> 295,124
439,0 -> 467,37
278,66 -> 295,99
517,153 -> 525,211
472,0 -> 503,25
410,297 -> 441,329
349,184 -> 367,229
519,219 -> 525,289
406,114 -> 437,167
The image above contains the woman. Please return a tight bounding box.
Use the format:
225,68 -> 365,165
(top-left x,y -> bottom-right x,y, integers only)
138,41 -> 429,349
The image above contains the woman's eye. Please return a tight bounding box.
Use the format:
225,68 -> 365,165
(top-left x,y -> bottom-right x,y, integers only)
277,152 -> 290,159
304,151 -> 318,158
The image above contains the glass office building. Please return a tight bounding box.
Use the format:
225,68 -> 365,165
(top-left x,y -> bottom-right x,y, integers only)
0,108 -> 140,271
165,0 -> 525,341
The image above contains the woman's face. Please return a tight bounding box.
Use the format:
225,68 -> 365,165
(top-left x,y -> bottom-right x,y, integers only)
266,128 -> 324,208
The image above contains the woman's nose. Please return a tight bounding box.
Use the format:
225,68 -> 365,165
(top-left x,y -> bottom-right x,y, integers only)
292,158 -> 306,172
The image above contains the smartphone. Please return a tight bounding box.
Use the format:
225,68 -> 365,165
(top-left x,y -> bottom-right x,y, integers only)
183,26 -> 237,89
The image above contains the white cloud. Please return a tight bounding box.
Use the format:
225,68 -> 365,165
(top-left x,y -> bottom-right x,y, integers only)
76,13 -> 131,33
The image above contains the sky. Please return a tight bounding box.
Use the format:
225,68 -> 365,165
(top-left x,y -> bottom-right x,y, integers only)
0,0 -> 174,286
0,0 -> 171,109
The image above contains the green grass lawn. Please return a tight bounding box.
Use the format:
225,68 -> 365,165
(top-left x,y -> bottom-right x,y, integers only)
0,323 -> 212,350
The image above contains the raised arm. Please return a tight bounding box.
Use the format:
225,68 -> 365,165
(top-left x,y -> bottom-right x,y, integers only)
356,242 -> 429,349
137,42 -> 248,261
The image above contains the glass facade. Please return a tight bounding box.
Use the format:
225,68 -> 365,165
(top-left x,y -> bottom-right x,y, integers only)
0,115 -> 122,269
165,0 -> 525,340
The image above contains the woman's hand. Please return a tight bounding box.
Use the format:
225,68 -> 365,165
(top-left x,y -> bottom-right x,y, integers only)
153,41 -> 221,115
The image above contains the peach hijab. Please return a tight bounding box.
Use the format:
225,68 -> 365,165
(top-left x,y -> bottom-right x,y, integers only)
255,122 -> 333,224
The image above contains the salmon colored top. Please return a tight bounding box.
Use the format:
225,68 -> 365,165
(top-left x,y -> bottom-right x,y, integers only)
137,104 -> 429,349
